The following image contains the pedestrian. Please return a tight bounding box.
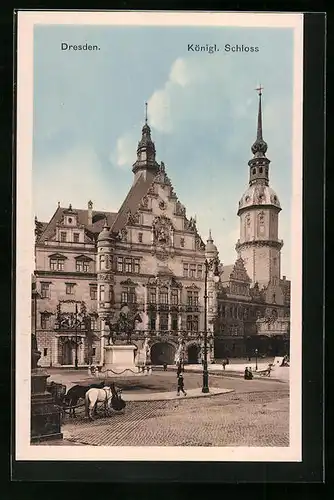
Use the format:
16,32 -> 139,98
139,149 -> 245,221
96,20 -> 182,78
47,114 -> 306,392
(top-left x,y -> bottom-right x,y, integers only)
163,362 -> 167,371
222,359 -> 227,370
177,373 -> 187,396
177,363 -> 182,377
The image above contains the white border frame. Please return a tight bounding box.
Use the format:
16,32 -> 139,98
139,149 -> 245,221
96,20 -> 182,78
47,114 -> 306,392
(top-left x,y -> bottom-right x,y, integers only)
15,10 -> 303,462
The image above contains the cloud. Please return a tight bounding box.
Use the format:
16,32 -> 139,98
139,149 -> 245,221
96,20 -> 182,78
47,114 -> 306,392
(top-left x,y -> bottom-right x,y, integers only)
33,146 -> 118,221
114,134 -> 137,168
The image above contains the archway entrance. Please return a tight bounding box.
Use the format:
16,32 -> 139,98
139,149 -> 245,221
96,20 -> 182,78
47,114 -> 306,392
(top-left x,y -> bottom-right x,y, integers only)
187,343 -> 200,364
150,342 -> 176,365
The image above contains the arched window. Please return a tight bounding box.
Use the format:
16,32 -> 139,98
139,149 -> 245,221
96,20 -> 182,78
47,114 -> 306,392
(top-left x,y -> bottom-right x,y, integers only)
252,168 -> 256,175
259,167 -> 263,174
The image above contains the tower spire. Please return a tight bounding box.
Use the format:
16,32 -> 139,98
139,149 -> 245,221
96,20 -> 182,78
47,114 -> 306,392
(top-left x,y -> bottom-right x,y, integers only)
145,102 -> 148,124
255,84 -> 263,142
248,85 -> 270,186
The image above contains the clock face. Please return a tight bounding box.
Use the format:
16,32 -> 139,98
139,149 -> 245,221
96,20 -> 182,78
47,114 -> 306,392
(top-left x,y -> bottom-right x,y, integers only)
68,217 -> 72,223
159,200 -> 166,211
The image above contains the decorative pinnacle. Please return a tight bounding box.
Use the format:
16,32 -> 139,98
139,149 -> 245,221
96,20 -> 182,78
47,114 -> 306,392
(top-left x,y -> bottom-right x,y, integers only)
145,102 -> 148,124
208,229 -> 213,241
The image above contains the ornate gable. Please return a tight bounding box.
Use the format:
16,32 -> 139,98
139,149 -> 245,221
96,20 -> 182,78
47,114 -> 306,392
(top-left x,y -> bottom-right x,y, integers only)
229,257 -> 251,283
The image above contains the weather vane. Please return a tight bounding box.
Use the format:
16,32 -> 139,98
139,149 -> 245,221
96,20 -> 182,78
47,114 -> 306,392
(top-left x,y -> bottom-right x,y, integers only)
255,84 -> 264,96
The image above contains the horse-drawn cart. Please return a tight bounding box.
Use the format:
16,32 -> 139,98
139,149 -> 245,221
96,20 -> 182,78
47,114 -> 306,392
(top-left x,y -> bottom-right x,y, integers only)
47,381 -> 126,422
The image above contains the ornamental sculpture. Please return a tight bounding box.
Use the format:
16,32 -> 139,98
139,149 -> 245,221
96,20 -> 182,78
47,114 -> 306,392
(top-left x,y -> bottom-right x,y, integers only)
152,215 -> 173,245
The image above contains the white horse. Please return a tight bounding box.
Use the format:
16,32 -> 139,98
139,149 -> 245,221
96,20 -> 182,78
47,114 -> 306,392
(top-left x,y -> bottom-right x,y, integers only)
85,386 -> 112,421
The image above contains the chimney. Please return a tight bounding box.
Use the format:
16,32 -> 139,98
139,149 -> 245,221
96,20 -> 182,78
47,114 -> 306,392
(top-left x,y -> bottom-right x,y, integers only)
88,200 -> 93,225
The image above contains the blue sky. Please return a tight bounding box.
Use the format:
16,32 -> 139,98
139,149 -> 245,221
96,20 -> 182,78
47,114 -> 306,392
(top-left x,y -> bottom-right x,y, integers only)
33,24 -> 294,277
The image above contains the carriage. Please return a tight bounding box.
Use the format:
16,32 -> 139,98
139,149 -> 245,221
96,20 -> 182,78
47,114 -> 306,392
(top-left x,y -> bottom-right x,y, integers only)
47,381 -> 126,421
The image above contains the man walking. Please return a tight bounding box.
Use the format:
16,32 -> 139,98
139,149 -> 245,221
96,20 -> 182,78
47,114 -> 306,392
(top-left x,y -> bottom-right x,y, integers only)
177,373 -> 187,396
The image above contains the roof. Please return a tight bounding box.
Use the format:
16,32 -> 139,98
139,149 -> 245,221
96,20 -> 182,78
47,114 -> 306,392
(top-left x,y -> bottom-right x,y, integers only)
220,264 -> 234,283
37,207 -> 118,243
111,171 -> 156,233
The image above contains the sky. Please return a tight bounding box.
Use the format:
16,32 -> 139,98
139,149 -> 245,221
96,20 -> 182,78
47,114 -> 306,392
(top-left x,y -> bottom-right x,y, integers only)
33,24 -> 294,277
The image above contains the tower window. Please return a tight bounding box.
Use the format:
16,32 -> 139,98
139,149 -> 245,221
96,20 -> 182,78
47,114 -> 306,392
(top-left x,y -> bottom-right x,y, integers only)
138,232 -> 143,243
259,167 -> 263,174
252,168 -> 256,175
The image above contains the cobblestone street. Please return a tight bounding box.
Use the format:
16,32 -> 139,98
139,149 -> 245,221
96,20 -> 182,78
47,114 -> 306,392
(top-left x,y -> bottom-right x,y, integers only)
54,374 -> 289,447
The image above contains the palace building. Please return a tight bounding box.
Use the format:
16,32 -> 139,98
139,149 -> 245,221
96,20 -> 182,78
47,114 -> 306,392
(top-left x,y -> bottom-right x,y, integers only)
32,91 -> 290,368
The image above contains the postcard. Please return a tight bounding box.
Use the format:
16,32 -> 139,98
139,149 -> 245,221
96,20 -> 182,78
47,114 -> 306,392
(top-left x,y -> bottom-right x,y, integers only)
15,10 -> 303,463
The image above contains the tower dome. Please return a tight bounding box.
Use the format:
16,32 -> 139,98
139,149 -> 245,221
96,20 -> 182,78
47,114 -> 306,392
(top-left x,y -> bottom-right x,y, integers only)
97,219 -> 112,242
205,230 -> 218,254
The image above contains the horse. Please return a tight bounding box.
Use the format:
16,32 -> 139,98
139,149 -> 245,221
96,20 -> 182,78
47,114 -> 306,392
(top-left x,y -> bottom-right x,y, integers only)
64,382 -> 105,418
85,385 -> 113,421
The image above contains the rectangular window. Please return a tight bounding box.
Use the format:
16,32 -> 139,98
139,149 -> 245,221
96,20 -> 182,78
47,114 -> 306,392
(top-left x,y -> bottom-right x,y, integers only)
90,286 -> 97,300
117,257 -> 123,272
125,258 -> 132,273
159,287 -> 168,304
180,238 -> 185,248
60,231 -> 67,242
159,313 -> 168,331
43,348 -> 48,357
73,233 -> 80,243
129,289 -> 136,303
76,261 -> 83,272
90,316 -> 98,330
187,315 -> 193,331
189,264 -> 196,278
133,258 -> 140,274
83,262 -> 89,272
149,312 -> 156,331
193,291 -> 199,306
121,290 -> 128,303
187,291 -> 193,305
197,265 -> 203,279
192,316 -> 199,332
99,285 -> 105,301
183,263 -> 189,278
40,282 -> 50,299
149,288 -> 156,304
50,259 -> 64,271
99,255 -> 105,271
171,289 -> 178,305
138,233 -> 143,243
41,313 -> 50,329
171,314 -> 178,331
66,283 -> 75,295
92,347 -> 96,356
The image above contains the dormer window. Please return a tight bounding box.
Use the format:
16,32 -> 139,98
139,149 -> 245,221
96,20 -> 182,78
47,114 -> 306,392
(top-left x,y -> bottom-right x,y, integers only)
60,232 -> 67,242
73,233 -> 80,243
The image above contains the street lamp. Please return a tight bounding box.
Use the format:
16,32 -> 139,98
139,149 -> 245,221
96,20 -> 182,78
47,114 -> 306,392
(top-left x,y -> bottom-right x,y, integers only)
255,348 -> 258,371
202,257 -> 220,394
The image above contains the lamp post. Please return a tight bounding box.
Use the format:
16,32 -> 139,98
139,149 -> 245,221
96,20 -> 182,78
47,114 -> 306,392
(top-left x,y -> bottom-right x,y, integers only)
255,348 -> 258,371
202,257 -> 220,394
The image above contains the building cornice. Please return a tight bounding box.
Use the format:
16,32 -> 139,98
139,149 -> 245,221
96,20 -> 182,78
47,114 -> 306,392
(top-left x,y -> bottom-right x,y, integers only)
236,239 -> 283,251
237,203 -> 281,216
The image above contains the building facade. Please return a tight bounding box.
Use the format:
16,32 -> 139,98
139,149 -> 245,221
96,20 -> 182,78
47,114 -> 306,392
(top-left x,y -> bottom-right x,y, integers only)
32,92 -> 290,367
33,118 -> 219,367
214,89 -> 290,359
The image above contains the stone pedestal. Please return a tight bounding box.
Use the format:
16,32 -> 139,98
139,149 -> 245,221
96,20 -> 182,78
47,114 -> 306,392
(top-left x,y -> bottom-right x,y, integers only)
103,345 -> 136,372
31,368 -> 63,443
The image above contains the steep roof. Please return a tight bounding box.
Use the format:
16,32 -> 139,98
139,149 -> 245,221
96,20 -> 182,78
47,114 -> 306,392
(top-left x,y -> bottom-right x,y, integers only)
111,171 -> 156,233
220,264 -> 234,283
36,207 -> 118,243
